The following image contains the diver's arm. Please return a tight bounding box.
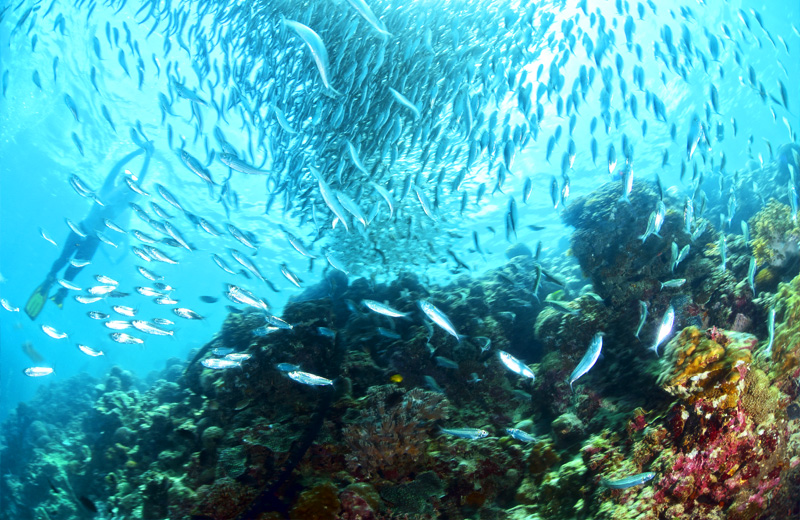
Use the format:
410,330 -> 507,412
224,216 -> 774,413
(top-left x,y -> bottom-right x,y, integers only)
137,142 -> 154,184
100,149 -> 145,192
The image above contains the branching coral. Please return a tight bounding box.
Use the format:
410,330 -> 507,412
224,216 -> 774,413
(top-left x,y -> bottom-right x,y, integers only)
343,386 -> 450,481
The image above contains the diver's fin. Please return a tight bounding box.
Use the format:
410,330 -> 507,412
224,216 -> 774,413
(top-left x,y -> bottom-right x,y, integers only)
24,279 -> 54,320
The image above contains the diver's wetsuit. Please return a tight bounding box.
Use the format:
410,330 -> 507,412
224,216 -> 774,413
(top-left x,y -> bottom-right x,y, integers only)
46,146 -> 152,306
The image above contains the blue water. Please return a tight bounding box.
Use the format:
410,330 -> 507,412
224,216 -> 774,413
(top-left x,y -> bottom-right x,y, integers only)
0,0 -> 799,516
0,0 -> 796,416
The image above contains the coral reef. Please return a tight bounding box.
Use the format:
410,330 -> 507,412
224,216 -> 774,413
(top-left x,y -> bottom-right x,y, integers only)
3,178 -> 800,520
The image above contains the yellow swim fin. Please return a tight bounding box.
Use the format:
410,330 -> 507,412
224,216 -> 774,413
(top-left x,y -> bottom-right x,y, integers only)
24,279 -> 54,320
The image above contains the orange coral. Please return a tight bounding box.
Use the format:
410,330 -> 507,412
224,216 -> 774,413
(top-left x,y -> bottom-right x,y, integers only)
659,327 -> 755,409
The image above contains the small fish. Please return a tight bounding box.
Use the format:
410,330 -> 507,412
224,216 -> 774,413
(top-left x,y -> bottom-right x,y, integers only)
546,300 -> 580,315
601,472 -> 656,489
224,353 -> 252,362
435,356 -> 459,369
112,305 -> 137,317
136,266 -> 162,281
132,320 -> 173,336
287,370 -> 333,386
74,295 -> 103,304
69,259 -> 91,268
283,19 -> 338,93
498,350 -> 535,380
173,307 -> 204,320
87,311 -> 109,320
201,358 -> 241,369
652,306 -> 675,356
39,228 -> 58,247
200,296 -> 219,303
1,298 -> 20,312
77,344 -> 104,357
747,257 -> 757,295
363,299 -> 409,318
764,308 -> 776,356
212,347 -> 235,356
377,327 -> 401,339
42,325 -> 68,339
24,366 -> 54,377
280,264 -> 303,288
155,296 -> 179,305
635,301 -> 648,339
318,327 -> 336,338
105,320 -> 132,330
110,332 -> 144,345
440,428 -> 489,440
87,285 -> 117,296
388,87 -> 421,119
219,153 -> 268,175
660,279 -> 686,290
66,218 -> 87,237
418,300 -> 461,341
136,287 -> 165,297
276,362 -> 301,372
741,220 -> 750,244
505,428 -> 536,442
568,333 -> 603,391
104,219 -> 126,234
719,235 -> 727,271
153,318 -> 174,326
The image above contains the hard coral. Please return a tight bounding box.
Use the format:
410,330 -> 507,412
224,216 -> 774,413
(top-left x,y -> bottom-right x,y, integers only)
749,199 -> 800,267
658,326 -> 755,409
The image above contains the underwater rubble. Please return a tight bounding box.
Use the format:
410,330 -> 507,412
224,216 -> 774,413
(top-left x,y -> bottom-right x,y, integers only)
4,176 -> 800,520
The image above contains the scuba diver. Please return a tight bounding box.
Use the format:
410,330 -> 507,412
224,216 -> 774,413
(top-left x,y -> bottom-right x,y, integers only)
24,140 -> 154,320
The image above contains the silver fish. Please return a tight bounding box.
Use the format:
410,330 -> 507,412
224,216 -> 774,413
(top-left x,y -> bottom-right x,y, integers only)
57,279 -> 81,291
601,472 -> 656,489
652,306 -> 675,356
132,320 -> 173,336
747,257 -> 757,295
287,370 -> 333,386
74,295 -> 103,304
568,333 -> 603,391
418,300 -> 460,341
113,305 -> 137,317
105,320 -> 132,330
440,428 -> 489,440
23,367 -> 54,377
77,344 -> 104,357
635,301 -> 648,339
660,279 -> 686,290
283,19 -> 338,94
498,350 -> 535,379
173,307 -> 204,320
344,0 -> 391,37
505,428 -> 536,442
219,153 -> 268,175
136,266 -> 162,281
388,87 -> 420,119
110,332 -> 144,345
363,299 -> 409,318
1,298 -> 19,312
42,325 -> 68,339
764,308 -> 776,356
201,358 -> 241,370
